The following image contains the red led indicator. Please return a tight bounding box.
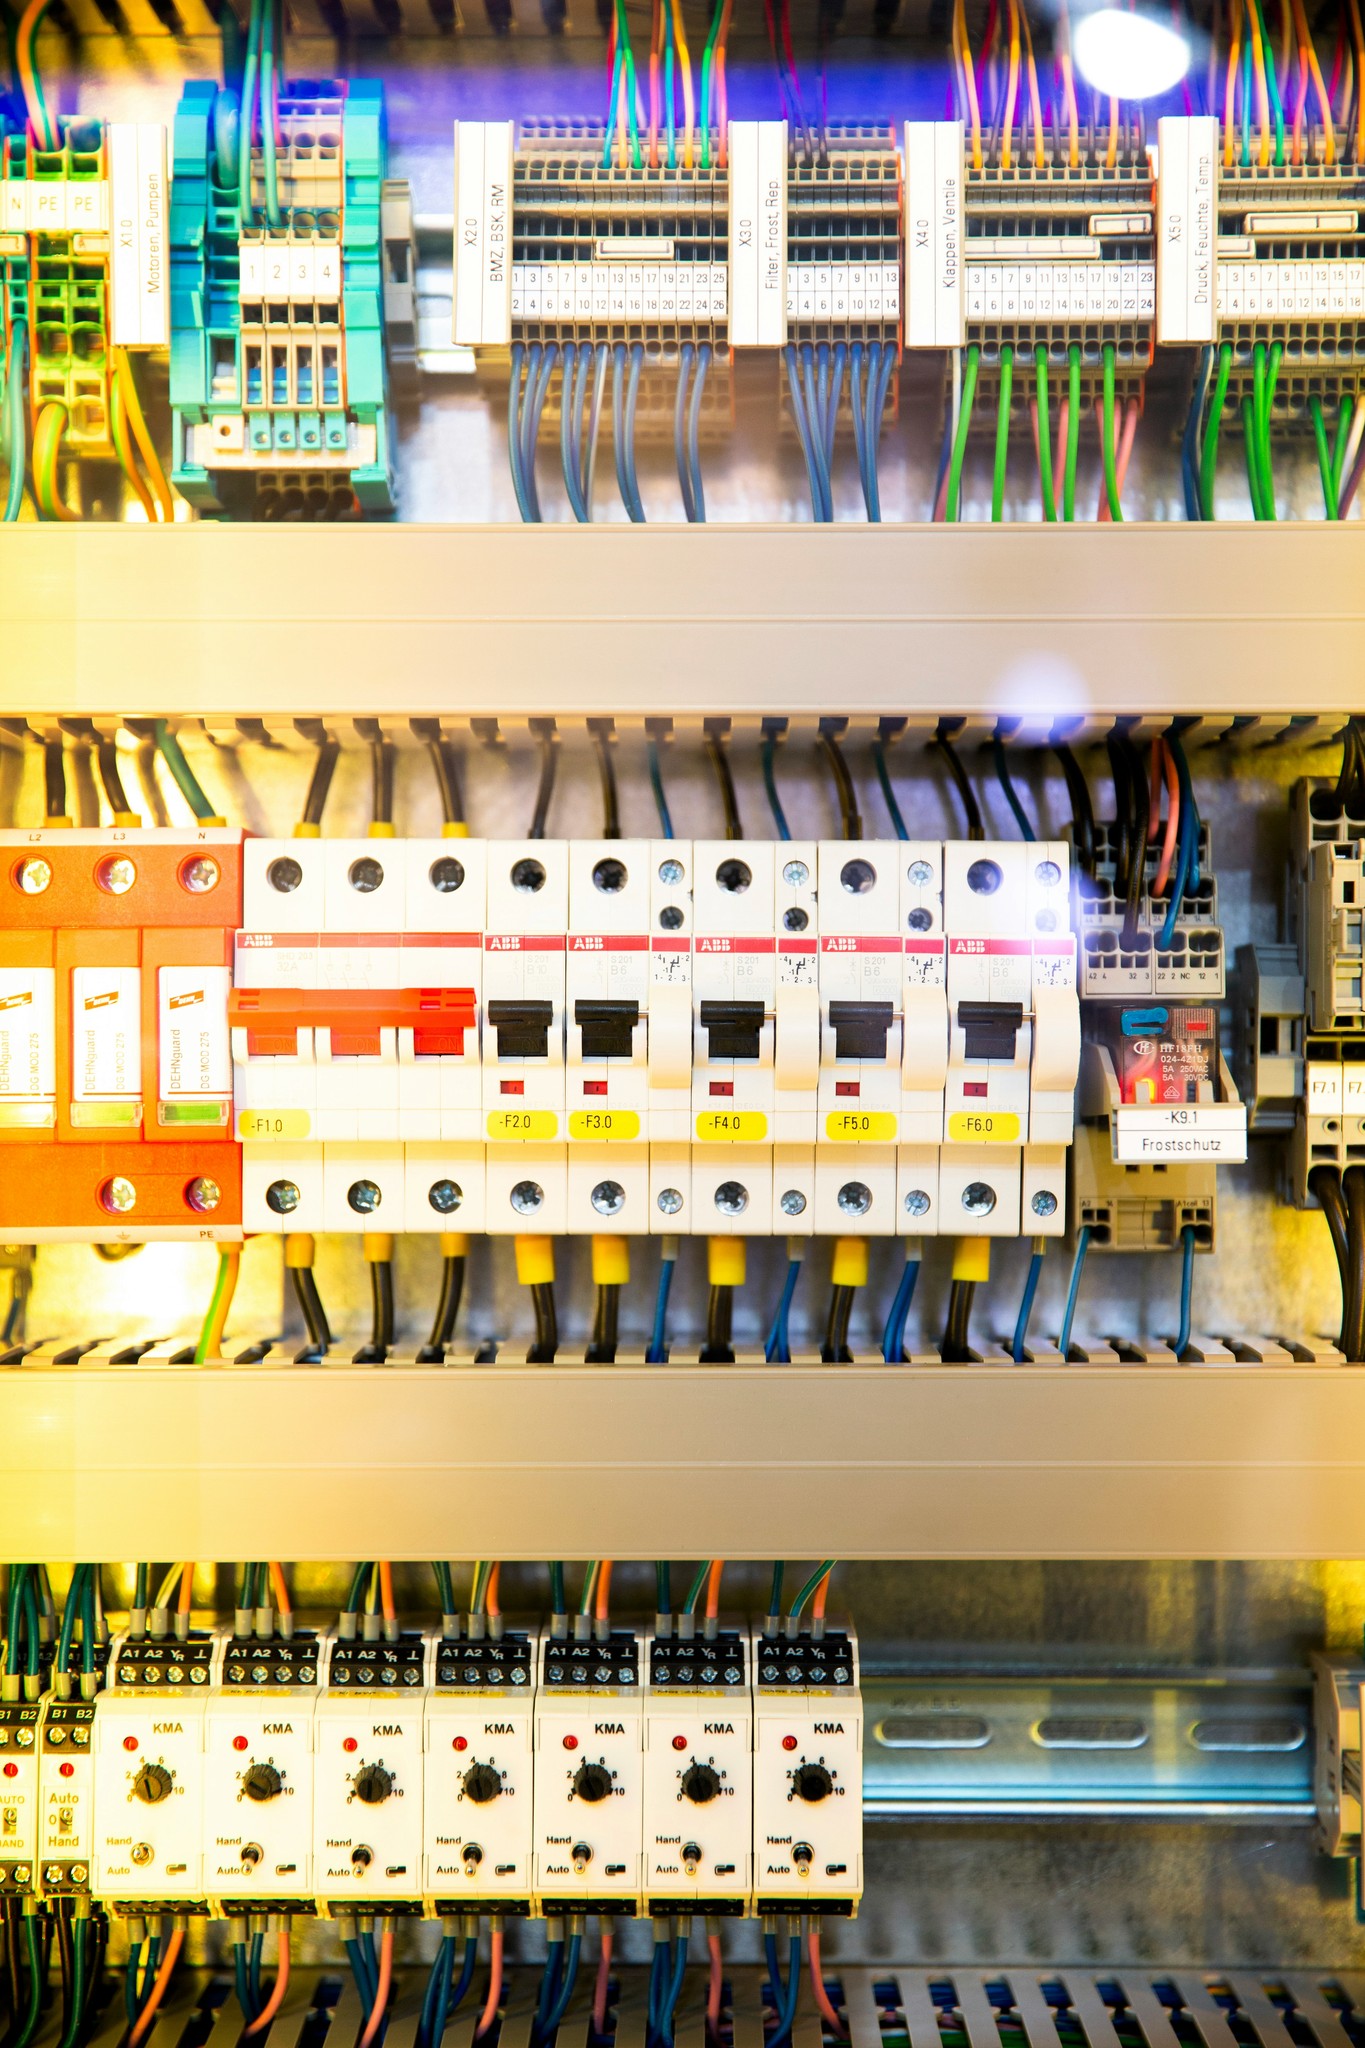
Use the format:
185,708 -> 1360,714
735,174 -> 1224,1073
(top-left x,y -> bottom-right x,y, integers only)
562,1735 -> 578,1750
59,1762 -> 74,1779
453,1737 -> 468,1752
343,1737 -> 358,1753
672,1736 -> 687,1752
123,1737 -> 139,1753
782,1736 -> 798,1752
2,1762 -> 16,1778
233,1736 -> 249,1752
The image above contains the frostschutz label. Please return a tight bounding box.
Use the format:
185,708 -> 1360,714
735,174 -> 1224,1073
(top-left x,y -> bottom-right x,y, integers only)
904,120 -> 964,347
453,121 -> 514,345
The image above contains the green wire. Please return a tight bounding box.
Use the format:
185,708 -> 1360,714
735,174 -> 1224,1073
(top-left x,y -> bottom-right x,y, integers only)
1311,396 -> 1337,518
154,720 -> 219,820
1200,343 -> 1232,521
1063,343 -> 1081,522
788,1559 -> 836,1621
991,344 -> 1013,521
1101,343 -> 1123,522
681,1562 -> 710,1616
1034,346 -> 1056,521
578,1561 -> 600,1616
945,344 -> 980,522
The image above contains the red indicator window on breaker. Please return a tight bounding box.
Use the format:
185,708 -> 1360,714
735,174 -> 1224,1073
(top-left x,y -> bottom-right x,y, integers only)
500,1080 -> 526,1096
835,1082 -> 861,1097
583,1081 -> 608,1096
962,1082 -> 988,1099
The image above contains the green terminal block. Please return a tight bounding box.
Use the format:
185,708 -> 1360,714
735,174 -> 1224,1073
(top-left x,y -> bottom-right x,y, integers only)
170,77 -> 394,517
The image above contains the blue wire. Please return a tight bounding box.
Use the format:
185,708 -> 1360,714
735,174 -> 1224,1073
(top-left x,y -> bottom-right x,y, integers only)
784,346 -> 823,521
688,343 -> 710,520
765,1258 -> 802,1363
508,341 -> 531,521
675,344 -> 697,521
1181,346 -> 1212,521
762,736 -> 791,840
1176,1223 -> 1196,1359
881,1258 -> 920,1363
1058,1224 -> 1091,1360
646,1250 -> 676,1363
542,1934 -> 582,2036
1011,1249 -> 1044,1363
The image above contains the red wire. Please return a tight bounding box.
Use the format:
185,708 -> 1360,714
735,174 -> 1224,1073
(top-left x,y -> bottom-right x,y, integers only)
807,1930 -> 847,2039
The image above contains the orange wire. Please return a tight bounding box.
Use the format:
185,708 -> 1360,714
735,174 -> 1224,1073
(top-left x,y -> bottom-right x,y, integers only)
378,1561 -> 396,1624
704,1560 -> 723,1621
128,1929 -> 184,2048
811,1568 -> 833,1621
268,1562 -> 291,1619
486,1563 -> 502,1620
243,1926 -> 291,2037
474,1931 -> 505,2039
178,1564 -> 194,1616
807,1930 -> 847,2039
358,1927 -> 393,2048
1153,740 -> 1180,896
595,1561 -> 612,1623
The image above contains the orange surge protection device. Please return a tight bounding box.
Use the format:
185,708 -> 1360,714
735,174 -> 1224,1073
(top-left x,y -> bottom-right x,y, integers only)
0,829 -> 244,1241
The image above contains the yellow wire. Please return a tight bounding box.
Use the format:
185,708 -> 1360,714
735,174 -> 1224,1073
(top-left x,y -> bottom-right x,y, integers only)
1224,0 -> 1243,166
109,371 -> 157,523
1001,0 -> 1022,168
668,0 -> 696,168
112,347 -> 174,522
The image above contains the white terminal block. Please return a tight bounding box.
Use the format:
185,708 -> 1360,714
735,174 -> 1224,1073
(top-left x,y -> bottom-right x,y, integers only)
203,1688 -> 317,1907
37,1701 -> 98,1897
313,1673 -> 426,1909
424,1636 -> 537,1905
532,1633 -> 644,1909
642,1631 -> 752,1910
751,1625 -> 862,1915
91,1691 -> 209,1904
0,1704 -> 40,1891
815,840 -> 904,1237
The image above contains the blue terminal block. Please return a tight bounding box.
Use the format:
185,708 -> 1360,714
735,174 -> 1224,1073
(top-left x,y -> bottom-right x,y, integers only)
170,76 -> 394,518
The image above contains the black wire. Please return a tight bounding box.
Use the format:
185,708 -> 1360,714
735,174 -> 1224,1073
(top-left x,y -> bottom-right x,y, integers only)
370,735 -> 395,829
941,1279 -> 976,1363
530,725 -> 558,840
706,731 -> 743,840
301,736 -> 340,828
96,740 -> 134,818
590,722 -> 621,840
701,1285 -> 734,1363
427,737 -> 466,830
1309,1166 -> 1350,1352
819,729 -> 861,841
821,1285 -> 855,1363
586,1283 -> 620,1364
1344,1167 -> 1365,1364
1052,741 -> 1096,880
43,736 -> 66,818
934,727 -> 983,839
529,1281 -> 558,1364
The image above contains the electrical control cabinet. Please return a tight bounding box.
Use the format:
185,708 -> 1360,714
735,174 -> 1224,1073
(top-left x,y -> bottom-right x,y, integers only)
643,1630 -> 752,1912
751,1626 -> 862,1915
532,1631 -> 644,1911
312,1637 -> 427,1911
424,1632 -> 537,1909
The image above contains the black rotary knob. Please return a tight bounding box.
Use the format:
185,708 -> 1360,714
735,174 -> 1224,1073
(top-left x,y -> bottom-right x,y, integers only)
791,1762 -> 834,1803
571,1761 -> 613,1803
241,1764 -> 283,1803
353,1764 -> 394,1805
462,1763 -> 502,1805
132,1763 -> 173,1804
679,1763 -> 722,1805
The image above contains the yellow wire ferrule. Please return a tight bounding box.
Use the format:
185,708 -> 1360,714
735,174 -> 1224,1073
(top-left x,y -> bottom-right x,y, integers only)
515,1234 -> 556,1287
707,1236 -> 746,1288
830,1237 -> 869,1289
591,1235 -> 630,1287
951,1237 -> 991,1285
